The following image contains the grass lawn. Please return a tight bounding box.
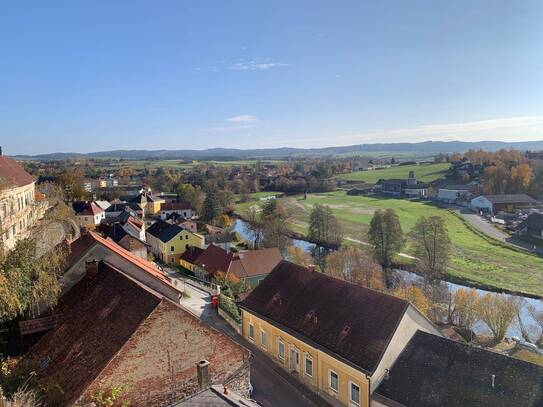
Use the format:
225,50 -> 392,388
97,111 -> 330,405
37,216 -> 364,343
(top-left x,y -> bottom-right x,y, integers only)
336,162 -> 450,184
236,191 -> 543,297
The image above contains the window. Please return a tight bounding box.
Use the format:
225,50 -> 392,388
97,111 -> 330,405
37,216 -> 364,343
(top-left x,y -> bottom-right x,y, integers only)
349,382 -> 360,405
277,339 -> 285,361
304,354 -> 313,377
329,370 -> 339,392
171,246 -> 175,252
248,323 -> 254,341
186,235 -> 189,240
260,330 -> 268,349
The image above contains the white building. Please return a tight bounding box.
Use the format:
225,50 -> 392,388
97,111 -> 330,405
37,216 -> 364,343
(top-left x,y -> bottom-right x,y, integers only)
72,201 -> 105,229
160,201 -> 193,220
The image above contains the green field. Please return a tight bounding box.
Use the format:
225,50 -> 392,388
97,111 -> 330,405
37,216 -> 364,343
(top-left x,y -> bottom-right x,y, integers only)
88,158 -> 285,171
336,162 -> 450,184
236,191 -> 543,297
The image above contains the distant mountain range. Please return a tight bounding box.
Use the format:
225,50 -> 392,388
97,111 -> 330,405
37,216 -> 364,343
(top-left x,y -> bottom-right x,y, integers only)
14,140 -> 543,161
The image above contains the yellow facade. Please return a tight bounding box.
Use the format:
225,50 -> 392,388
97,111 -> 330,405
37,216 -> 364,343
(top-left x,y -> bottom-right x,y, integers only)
241,309 -> 370,407
146,199 -> 165,215
153,230 -> 204,264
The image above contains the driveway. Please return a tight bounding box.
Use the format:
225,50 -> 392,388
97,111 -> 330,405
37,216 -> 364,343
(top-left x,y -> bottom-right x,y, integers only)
452,207 -> 543,255
162,267 -> 327,407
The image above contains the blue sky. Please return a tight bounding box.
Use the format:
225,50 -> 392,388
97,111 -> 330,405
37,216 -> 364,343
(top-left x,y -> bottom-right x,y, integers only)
1,1 -> 543,155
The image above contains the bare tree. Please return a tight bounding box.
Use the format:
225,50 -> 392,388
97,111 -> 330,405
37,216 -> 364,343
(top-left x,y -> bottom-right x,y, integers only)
326,246 -> 385,290
476,293 -> 518,343
410,216 -> 451,283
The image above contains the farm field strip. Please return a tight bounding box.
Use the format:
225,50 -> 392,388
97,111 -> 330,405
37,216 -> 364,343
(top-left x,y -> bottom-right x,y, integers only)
336,162 -> 450,183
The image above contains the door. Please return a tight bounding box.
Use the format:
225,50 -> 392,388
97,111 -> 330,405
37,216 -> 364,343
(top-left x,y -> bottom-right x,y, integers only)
289,348 -> 299,372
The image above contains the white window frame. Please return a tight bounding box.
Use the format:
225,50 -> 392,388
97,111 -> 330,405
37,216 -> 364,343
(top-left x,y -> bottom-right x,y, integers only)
329,369 -> 339,393
349,381 -> 360,406
260,329 -> 268,349
248,323 -> 255,341
277,338 -> 285,362
304,353 -> 313,378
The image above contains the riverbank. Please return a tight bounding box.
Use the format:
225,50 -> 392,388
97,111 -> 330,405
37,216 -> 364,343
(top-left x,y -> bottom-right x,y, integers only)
234,191 -> 543,298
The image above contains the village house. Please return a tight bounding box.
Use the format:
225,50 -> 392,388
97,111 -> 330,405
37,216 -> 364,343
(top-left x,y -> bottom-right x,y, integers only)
517,212 -> 543,240
64,231 -> 181,301
21,259 -> 251,407
99,222 -> 148,259
105,202 -> 144,218
0,148 -> 41,250
373,330 -> 543,407
470,194 -> 538,215
239,261 -> 441,407
374,171 -> 428,197
436,182 -> 481,204
160,201 -> 193,220
146,219 -> 204,264
183,245 -> 282,290
204,232 -> 234,251
72,201 -> 105,229
228,248 -> 282,289
191,244 -> 234,281
130,191 -> 165,216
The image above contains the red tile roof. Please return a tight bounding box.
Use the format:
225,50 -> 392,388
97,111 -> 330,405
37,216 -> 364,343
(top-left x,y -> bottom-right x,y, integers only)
194,244 -> 233,276
0,156 -> 35,187
66,231 -> 174,288
72,201 -> 104,216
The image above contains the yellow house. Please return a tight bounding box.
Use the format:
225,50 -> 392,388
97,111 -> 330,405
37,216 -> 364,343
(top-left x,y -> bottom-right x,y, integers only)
146,219 -> 204,264
239,261 -> 441,407
129,192 -> 165,216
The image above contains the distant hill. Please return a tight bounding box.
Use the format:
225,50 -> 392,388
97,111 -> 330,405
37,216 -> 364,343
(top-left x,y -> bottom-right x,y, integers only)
14,140 -> 543,161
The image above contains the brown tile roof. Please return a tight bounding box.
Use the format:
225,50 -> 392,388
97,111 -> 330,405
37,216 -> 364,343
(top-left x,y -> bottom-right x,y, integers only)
161,201 -> 192,211
194,244 -> 233,276
25,262 -> 250,406
0,156 -> 35,187
25,262 -> 162,405
180,246 -> 205,264
240,261 -> 409,373
229,248 -> 282,279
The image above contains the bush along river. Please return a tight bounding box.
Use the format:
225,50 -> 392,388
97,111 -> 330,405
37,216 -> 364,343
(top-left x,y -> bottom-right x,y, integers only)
233,218 -> 543,340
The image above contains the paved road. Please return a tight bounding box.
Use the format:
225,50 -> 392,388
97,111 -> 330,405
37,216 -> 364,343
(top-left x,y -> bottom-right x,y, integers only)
452,207 -> 543,255
456,210 -> 511,241
163,268 -> 327,407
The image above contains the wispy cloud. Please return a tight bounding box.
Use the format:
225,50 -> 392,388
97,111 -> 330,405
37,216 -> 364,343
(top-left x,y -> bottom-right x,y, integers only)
228,60 -> 288,71
227,115 -> 260,124
204,115 -> 261,132
256,116 -> 543,148
194,58 -> 288,73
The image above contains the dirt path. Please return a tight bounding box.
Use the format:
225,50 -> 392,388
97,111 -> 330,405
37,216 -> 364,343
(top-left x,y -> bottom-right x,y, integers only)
344,237 -> 417,260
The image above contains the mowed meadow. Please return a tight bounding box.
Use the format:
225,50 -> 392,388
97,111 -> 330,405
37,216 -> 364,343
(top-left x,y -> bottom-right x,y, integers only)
336,162 -> 451,184
236,191 -> 543,297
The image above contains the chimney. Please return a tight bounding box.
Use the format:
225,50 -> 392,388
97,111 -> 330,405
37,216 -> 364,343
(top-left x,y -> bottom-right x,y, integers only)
85,259 -> 99,276
196,360 -> 210,390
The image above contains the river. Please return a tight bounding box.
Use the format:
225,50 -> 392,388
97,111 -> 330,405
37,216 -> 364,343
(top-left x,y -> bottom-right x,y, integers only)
233,219 -> 543,339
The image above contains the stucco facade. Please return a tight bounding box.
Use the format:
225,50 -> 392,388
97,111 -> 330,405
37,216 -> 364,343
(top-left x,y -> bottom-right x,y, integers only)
0,181 -> 38,250
147,227 -> 204,264
241,305 -> 440,407
241,309 -> 371,407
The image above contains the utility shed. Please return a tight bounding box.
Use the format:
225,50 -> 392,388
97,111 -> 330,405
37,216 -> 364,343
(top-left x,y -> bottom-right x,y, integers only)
373,330 -> 543,407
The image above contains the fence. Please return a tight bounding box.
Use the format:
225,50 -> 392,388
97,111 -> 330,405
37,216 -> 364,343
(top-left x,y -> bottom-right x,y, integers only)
218,294 -> 242,333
